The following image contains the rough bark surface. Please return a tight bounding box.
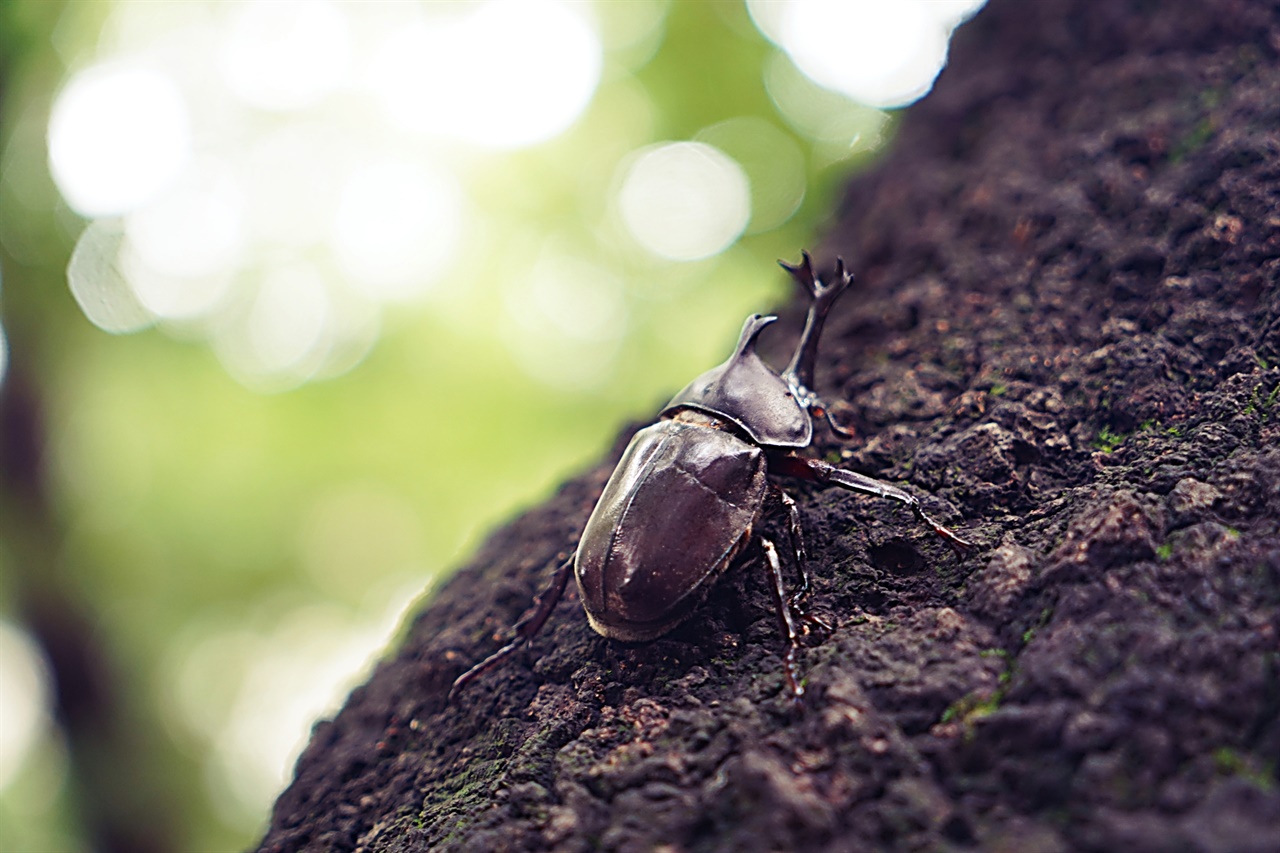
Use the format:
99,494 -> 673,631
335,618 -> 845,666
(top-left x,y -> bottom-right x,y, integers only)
259,0 -> 1280,850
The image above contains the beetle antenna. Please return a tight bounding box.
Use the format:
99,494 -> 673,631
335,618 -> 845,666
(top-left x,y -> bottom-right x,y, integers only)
779,252 -> 854,402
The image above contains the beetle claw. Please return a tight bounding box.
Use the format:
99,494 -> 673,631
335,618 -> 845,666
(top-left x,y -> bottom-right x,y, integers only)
809,399 -> 856,439
798,609 -> 834,640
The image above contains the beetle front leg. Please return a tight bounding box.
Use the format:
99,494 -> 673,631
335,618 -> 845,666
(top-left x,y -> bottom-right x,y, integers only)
772,454 -> 974,554
448,554 -> 574,702
761,537 -> 806,702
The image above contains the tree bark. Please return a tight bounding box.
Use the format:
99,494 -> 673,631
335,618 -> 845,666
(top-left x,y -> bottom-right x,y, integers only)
258,0 -> 1280,850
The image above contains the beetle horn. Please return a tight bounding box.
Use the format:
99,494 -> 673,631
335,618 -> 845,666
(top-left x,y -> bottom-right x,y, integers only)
780,252 -> 854,394
735,314 -> 778,355
779,250 -> 817,293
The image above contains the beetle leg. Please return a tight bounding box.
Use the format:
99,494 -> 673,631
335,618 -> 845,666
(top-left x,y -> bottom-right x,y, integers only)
768,487 -> 806,589
780,251 -> 855,397
448,554 -> 574,702
772,487 -> 833,637
772,454 -> 974,554
808,395 -> 856,440
761,537 -> 806,702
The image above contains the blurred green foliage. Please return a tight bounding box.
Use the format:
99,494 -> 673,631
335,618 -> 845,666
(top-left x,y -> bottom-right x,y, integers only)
0,1 -> 894,849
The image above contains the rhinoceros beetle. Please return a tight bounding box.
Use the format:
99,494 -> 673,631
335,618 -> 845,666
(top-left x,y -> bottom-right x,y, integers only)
451,252 -> 971,701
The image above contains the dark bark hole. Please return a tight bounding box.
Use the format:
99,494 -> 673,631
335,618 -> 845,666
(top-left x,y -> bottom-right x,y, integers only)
1012,440 -> 1041,465
942,814 -> 976,844
867,539 -> 924,574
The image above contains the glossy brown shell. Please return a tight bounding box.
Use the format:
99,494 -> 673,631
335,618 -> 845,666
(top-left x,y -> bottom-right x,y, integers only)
575,418 -> 768,641
662,315 -> 812,448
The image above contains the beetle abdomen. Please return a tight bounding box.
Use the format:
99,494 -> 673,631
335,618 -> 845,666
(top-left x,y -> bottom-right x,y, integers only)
575,418 -> 768,641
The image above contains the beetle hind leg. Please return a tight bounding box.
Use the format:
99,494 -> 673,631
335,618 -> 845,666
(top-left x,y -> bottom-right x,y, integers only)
448,554 -> 574,702
761,537 -> 807,702
773,487 -> 833,638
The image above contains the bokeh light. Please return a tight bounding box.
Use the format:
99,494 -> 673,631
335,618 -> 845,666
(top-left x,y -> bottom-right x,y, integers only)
749,0 -> 985,109
764,50 -> 890,153
445,0 -> 602,149
45,0 -> 604,391
0,620 -> 52,791
617,142 -> 751,261
209,259 -> 382,391
67,218 -> 155,334
331,157 -> 464,302
239,122 -> 353,250
245,263 -> 330,376
696,117 -> 807,234
122,157 -> 244,319
218,0 -> 352,112
502,250 -> 628,391
367,0 -> 602,149
48,63 -> 192,216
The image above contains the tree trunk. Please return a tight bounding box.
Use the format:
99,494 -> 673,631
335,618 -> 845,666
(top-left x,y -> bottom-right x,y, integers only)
258,0 -> 1280,849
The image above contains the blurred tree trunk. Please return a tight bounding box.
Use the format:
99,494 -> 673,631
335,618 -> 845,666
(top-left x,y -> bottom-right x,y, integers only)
2,362 -> 173,853
0,5 -> 175,851
259,0 -> 1280,850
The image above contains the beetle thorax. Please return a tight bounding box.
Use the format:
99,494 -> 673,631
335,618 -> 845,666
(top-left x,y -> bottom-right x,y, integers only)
668,408 -> 737,431
661,314 -> 812,448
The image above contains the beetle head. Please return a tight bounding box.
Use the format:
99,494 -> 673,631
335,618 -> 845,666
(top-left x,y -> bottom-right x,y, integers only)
661,314 -> 812,447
